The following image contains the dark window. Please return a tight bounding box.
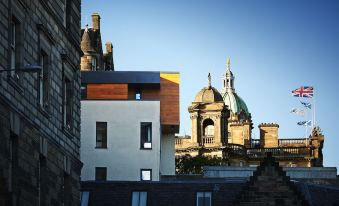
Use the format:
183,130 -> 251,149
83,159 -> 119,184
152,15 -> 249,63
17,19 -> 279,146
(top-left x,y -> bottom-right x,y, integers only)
63,174 -> 72,205
140,122 -> 152,149
80,192 -> 90,206
196,192 -> 212,206
95,167 -> 107,181
10,17 -> 21,78
39,51 -> 49,108
10,19 -> 16,73
135,89 -> 141,100
131,191 -> 147,206
64,77 -> 73,130
81,84 -> 87,99
140,169 -> 151,181
96,122 -> 107,148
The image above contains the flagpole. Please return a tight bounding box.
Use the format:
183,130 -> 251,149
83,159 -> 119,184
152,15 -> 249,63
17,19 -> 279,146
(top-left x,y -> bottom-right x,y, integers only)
313,87 -> 316,129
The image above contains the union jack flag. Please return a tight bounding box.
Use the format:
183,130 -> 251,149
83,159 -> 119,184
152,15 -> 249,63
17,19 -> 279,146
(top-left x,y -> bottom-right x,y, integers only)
292,86 -> 314,98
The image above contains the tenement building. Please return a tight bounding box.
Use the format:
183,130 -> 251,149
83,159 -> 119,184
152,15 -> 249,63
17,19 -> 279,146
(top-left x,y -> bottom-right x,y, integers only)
0,0 -> 81,205
175,59 -> 324,167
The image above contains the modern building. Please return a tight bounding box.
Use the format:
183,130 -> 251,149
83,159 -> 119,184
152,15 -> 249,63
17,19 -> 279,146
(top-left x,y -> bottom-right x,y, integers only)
175,59 -> 324,167
0,0 -> 82,205
80,71 -> 180,181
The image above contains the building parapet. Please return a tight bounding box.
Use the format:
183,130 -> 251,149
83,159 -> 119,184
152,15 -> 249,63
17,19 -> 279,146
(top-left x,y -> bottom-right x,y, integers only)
204,166 -> 337,179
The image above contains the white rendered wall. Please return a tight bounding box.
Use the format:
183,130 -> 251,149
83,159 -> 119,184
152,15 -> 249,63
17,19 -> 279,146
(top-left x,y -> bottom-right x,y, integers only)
160,134 -> 175,175
81,100 -> 161,181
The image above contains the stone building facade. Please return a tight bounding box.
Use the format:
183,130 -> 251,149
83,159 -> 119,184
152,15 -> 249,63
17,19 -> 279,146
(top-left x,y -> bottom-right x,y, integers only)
0,0 -> 81,205
176,60 -> 324,167
80,13 -> 114,71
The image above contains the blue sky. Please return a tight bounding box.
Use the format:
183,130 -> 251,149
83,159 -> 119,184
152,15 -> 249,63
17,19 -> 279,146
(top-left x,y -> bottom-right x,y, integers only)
82,0 -> 339,169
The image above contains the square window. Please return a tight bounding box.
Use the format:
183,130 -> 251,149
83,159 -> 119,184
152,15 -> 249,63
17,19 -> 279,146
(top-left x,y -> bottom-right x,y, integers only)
197,192 -> 212,206
135,89 -> 141,100
96,122 -> 107,148
131,191 -> 147,206
140,122 -> 152,149
95,167 -> 107,181
140,169 -> 151,181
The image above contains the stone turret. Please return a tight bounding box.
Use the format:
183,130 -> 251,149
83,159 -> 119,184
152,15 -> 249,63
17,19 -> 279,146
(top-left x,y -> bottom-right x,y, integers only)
80,13 -> 114,71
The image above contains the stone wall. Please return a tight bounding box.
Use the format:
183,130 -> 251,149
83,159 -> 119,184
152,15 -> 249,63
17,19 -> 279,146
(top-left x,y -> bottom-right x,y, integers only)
0,0 -> 81,205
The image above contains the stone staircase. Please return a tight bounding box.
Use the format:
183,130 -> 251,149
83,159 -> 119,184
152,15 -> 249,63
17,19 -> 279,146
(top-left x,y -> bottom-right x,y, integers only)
232,153 -> 310,206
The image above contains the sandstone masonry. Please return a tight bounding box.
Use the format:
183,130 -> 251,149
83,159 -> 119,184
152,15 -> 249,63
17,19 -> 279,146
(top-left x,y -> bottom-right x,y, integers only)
0,0 -> 81,205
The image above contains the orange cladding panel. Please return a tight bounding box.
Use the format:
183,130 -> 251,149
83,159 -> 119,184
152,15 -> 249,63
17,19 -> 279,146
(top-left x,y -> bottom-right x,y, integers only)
160,73 -> 180,126
87,84 -> 128,100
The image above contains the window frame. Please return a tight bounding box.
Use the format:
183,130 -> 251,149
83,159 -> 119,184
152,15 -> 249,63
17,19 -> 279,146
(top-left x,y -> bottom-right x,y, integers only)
63,76 -> 73,131
140,169 -> 152,181
196,191 -> 212,206
140,122 -> 152,149
96,122 -> 107,148
131,191 -> 147,206
38,50 -> 50,110
95,167 -> 107,181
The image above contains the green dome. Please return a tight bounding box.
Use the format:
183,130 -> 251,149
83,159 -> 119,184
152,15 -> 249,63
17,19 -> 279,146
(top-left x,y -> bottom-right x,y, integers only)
221,90 -> 249,115
220,58 -> 249,115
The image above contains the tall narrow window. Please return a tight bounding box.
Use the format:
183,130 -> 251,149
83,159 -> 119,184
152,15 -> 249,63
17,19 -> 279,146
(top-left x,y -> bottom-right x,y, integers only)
131,191 -> 147,206
81,84 -> 87,99
64,77 -> 73,130
140,169 -> 151,181
196,192 -> 212,206
140,122 -> 152,149
10,21 -> 16,69
39,51 -> 49,108
10,19 -> 17,76
96,122 -> 107,148
80,192 -> 90,206
63,0 -> 68,27
91,58 -> 97,71
95,167 -> 107,181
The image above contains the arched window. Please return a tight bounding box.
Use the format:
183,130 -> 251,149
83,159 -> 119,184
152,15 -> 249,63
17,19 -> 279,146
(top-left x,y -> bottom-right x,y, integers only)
203,119 -> 214,137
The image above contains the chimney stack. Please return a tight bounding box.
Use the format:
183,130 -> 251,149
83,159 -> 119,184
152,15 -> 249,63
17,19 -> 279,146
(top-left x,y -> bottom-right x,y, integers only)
104,42 -> 114,71
91,13 -> 100,31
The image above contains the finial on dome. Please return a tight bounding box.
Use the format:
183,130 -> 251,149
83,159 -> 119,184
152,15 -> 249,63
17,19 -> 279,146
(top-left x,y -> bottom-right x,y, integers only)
208,72 -> 211,88
226,57 -> 231,71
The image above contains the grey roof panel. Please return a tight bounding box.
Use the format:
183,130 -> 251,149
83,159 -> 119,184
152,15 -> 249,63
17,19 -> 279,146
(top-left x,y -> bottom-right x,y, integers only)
81,71 -> 160,84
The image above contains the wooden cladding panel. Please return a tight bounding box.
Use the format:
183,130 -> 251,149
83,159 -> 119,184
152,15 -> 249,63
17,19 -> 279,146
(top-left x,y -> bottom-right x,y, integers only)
160,73 -> 180,126
87,84 -> 128,100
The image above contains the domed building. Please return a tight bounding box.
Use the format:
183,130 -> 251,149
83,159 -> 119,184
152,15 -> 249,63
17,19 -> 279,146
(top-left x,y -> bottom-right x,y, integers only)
181,73 -> 229,157
175,59 -> 325,168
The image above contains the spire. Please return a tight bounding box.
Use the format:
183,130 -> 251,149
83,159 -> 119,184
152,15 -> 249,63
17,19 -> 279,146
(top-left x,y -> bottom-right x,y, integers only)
208,72 -> 211,88
221,57 -> 235,92
227,57 -> 231,71
85,24 -> 89,32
